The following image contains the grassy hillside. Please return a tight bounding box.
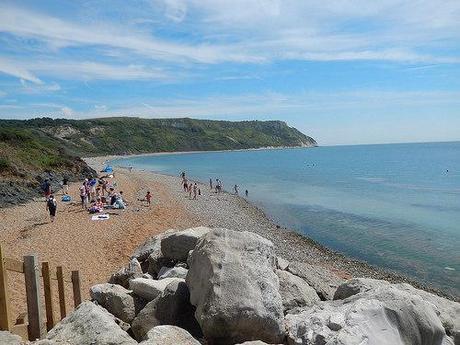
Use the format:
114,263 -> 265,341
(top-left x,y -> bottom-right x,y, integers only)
0,125 -> 96,206
0,117 -> 316,206
1,117 -> 316,156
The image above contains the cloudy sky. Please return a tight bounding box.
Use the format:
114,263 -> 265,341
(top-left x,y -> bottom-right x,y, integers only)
0,0 -> 459,145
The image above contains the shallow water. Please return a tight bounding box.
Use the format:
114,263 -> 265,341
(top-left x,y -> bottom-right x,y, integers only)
112,142 -> 460,296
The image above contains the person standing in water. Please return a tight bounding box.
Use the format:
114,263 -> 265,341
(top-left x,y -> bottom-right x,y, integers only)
209,178 -> 213,190
46,194 -> 57,222
234,184 -> 239,195
245,189 -> 249,197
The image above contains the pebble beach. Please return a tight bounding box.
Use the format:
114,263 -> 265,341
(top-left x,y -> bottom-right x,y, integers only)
0,155 -> 456,322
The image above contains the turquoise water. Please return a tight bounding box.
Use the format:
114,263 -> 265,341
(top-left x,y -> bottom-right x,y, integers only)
113,142 -> 460,296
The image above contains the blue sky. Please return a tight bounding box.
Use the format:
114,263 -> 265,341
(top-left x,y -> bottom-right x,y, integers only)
0,0 -> 459,145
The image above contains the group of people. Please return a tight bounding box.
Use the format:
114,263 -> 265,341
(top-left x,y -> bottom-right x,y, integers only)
180,171 -> 249,199
181,172 -> 200,200
79,177 -> 127,213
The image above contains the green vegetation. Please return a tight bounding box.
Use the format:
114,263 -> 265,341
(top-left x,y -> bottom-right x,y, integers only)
0,117 -> 316,156
0,117 -> 316,206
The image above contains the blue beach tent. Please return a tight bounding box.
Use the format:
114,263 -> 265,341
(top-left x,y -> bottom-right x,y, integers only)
103,165 -> 113,173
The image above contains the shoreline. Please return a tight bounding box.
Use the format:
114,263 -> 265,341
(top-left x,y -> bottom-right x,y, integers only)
94,155 -> 458,302
85,144 -> 316,165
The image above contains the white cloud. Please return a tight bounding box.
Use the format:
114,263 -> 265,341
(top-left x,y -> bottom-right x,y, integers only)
1,1 -> 459,68
0,57 -> 42,84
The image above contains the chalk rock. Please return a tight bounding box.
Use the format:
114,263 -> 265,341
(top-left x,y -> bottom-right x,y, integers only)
276,256 -> 290,270
129,277 -> 183,301
187,228 -> 284,344
109,258 -> 143,288
46,301 -> 136,345
161,226 -> 211,262
286,285 -> 450,345
139,325 -> 200,345
131,279 -> 200,341
132,229 -> 177,262
276,269 -> 320,312
158,266 -> 188,279
89,283 -> 139,323
334,278 -> 460,337
0,331 -> 22,345
287,261 -> 344,300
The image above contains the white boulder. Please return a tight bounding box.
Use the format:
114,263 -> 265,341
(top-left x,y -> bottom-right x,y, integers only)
186,228 -> 284,344
161,226 -> 211,261
129,277 -> 184,301
46,301 -> 136,345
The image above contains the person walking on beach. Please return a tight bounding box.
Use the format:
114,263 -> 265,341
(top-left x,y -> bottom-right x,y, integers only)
183,179 -> 188,192
62,177 -> 69,195
145,191 -> 152,206
209,178 -> 213,190
46,194 -> 57,222
193,183 -> 198,200
189,183 -> 193,199
234,184 -> 239,195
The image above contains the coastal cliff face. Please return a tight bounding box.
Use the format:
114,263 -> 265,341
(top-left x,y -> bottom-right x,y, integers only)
4,226 -> 457,345
0,117 -> 316,206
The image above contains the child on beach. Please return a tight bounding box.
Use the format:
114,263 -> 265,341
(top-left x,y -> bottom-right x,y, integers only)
62,177 -> 69,194
145,191 -> 152,206
46,194 -> 57,222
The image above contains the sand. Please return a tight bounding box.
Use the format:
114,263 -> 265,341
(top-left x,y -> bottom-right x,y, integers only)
0,158 -> 200,322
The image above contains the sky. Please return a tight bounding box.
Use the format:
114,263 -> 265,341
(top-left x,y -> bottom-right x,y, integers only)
0,1 -> 459,145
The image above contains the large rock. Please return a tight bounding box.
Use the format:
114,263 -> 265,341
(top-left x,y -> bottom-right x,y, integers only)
186,228 -> 284,344
161,226 -> 211,261
334,278 -> 460,337
109,258 -> 143,288
129,277 -> 184,301
287,261 -> 345,300
139,325 -> 200,345
286,285 -> 451,345
131,279 -> 201,341
158,266 -> 188,280
0,331 -> 22,345
46,301 -> 136,345
276,269 -> 320,312
132,229 -> 177,262
89,283 -> 139,323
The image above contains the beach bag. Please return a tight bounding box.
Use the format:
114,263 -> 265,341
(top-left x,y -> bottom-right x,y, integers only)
61,195 -> 71,202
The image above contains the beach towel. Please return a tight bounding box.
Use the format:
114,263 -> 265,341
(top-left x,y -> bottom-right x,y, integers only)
91,214 -> 110,221
61,195 -> 71,202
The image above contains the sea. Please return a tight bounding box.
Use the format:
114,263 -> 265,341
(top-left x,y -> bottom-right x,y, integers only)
112,141 -> 460,296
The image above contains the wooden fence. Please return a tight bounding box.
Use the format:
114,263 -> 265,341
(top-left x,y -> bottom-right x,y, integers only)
0,245 -> 82,341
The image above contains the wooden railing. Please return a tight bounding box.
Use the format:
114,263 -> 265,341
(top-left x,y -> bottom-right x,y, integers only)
0,245 -> 82,341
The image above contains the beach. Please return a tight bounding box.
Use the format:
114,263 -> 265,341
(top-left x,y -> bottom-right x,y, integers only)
0,155 -> 456,322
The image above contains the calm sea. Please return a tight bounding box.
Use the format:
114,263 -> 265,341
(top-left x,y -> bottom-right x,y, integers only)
112,142 -> 460,296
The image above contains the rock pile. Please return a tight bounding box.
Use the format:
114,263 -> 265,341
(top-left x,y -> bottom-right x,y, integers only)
4,226 -> 457,345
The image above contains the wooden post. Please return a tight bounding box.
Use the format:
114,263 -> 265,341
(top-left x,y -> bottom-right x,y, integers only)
41,262 -> 55,330
24,255 -> 45,340
56,266 -> 66,319
0,245 -> 12,331
71,271 -> 82,308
